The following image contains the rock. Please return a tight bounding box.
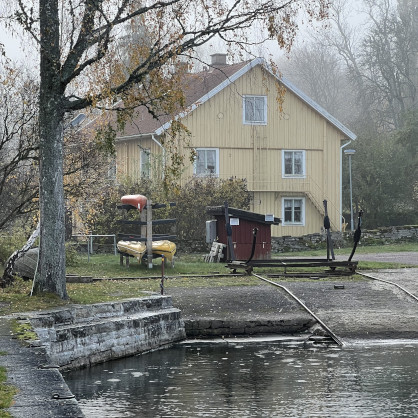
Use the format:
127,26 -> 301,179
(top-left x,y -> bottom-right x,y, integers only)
14,247 -> 39,280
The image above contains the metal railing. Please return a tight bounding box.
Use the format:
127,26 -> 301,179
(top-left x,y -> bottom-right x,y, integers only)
72,234 -> 117,261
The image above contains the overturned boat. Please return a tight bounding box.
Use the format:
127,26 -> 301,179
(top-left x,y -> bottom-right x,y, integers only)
117,241 -> 146,262
120,194 -> 147,212
117,240 -> 176,265
150,240 -> 176,263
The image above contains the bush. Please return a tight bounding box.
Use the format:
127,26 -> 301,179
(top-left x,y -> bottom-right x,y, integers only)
173,177 -> 251,241
75,177 -> 252,247
65,242 -> 80,267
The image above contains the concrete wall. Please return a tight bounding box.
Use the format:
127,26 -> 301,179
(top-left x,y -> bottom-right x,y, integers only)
26,296 -> 186,370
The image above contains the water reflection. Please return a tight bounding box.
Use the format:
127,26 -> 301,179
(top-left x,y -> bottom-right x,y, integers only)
64,341 -> 418,417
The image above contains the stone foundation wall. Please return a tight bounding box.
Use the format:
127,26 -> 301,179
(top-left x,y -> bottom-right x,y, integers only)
272,225 -> 418,253
176,225 -> 417,254
185,316 -> 316,337
25,296 -> 186,370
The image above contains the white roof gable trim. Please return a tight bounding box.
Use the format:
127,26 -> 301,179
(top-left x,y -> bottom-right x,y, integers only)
154,60 -> 257,136
277,72 -> 357,141
155,57 -> 356,141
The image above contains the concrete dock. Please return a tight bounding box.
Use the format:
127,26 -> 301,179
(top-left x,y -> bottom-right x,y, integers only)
0,265 -> 417,416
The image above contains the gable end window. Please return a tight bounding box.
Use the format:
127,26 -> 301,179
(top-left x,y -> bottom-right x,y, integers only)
282,197 -> 305,226
282,150 -> 305,177
243,95 -> 267,125
194,148 -> 219,177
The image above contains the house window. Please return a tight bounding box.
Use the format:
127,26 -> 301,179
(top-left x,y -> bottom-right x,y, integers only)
243,95 -> 267,125
194,148 -> 219,176
140,149 -> 151,178
282,198 -> 305,225
282,150 -> 305,177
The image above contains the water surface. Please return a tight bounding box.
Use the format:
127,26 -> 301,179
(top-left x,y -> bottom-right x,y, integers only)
64,340 -> 418,417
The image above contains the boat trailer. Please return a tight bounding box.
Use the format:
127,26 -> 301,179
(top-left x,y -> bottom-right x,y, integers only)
226,204 -> 363,277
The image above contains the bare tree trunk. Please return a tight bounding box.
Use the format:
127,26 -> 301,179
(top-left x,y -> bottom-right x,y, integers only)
33,0 -> 68,299
0,222 -> 40,287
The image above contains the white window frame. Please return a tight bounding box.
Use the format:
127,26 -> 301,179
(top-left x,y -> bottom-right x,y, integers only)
282,197 -> 305,226
193,148 -> 219,177
282,150 -> 306,178
243,95 -> 267,125
140,148 -> 151,178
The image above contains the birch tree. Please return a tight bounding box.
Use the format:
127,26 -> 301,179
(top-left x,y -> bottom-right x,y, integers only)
3,0 -> 329,298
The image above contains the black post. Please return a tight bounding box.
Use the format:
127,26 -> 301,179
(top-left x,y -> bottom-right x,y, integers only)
246,228 -> 258,263
224,201 -> 235,262
160,255 -> 165,295
348,210 -> 363,262
323,200 -> 335,261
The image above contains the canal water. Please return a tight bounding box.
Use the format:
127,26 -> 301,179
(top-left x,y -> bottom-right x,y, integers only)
64,340 -> 418,417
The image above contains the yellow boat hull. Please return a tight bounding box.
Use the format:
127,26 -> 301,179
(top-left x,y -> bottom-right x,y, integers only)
151,240 -> 176,262
117,240 -> 176,263
117,241 -> 146,262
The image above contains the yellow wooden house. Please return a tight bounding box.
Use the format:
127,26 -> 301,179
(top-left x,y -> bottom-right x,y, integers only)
116,54 -> 356,237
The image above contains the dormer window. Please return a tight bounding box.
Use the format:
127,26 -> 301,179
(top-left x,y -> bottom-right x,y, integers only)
243,95 -> 267,125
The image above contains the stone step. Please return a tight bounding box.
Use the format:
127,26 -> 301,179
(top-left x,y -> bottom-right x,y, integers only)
28,296 -> 173,328
32,307 -> 185,369
18,296 -> 186,370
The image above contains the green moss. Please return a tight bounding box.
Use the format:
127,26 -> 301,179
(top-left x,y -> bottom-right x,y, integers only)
11,320 -> 37,342
0,366 -> 17,416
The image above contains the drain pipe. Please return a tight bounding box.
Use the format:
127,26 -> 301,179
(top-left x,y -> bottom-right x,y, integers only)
340,140 -> 352,231
152,134 -> 165,177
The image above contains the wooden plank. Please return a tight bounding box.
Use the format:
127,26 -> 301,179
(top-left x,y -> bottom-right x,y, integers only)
117,234 -> 177,242
117,219 -> 176,225
151,202 -> 176,209
146,199 -> 153,269
140,209 -> 146,240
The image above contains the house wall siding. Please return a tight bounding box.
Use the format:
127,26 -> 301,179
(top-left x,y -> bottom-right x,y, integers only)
116,137 -> 163,181
116,64 -> 350,237
179,65 -> 344,235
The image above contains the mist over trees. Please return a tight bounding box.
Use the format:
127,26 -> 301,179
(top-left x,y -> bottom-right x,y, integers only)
0,67 -> 39,232
280,0 -> 418,228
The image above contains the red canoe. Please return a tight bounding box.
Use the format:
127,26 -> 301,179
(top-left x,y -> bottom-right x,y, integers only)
121,194 -> 147,211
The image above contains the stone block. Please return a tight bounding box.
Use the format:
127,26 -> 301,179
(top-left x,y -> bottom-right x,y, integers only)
29,296 -> 186,369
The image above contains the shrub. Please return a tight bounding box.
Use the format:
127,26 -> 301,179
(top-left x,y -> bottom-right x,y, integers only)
65,242 -> 80,267
75,177 -> 252,247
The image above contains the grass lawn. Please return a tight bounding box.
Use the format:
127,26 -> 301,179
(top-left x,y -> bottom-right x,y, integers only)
0,242 -> 415,315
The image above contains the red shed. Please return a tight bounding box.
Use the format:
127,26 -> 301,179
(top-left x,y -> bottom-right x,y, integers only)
206,206 -> 281,260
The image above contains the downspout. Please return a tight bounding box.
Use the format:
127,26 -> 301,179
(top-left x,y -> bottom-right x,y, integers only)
340,140 -> 352,231
152,134 -> 165,178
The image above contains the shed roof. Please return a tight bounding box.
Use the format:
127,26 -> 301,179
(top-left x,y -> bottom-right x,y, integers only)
207,206 -> 281,225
